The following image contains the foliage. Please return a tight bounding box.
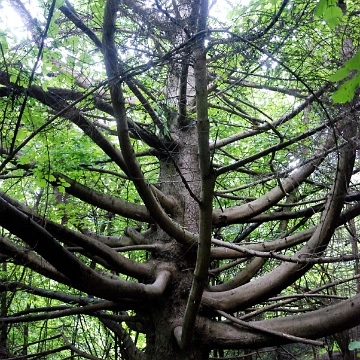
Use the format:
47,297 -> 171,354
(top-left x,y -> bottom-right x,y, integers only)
0,0 -> 360,359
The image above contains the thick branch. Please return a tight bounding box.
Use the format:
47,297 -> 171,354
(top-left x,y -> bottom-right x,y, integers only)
211,199 -> 360,259
0,235 -> 70,284
203,118 -> 357,312
0,191 -> 152,279
0,196 -> 171,301
212,131 -> 337,226
198,292 -> 360,349
103,0 -> 198,247
56,173 -> 152,222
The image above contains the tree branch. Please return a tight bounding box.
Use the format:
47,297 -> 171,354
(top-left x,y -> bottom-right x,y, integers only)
179,0 -> 213,349
103,0 -> 198,247
203,117 -> 357,312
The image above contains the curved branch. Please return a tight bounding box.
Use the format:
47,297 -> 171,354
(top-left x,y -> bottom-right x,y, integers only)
212,131 -> 337,226
0,195 -> 171,301
203,118 -> 357,312
210,227 -> 314,259
208,257 -> 266,292
0,191 -> 152,279
56,173 -> 152,222
211,199 -> 360,259
103,0 -> 198,247
198,292 -> 360,349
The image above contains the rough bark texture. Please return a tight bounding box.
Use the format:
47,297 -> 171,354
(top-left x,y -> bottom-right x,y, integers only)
2,0 -> 360,359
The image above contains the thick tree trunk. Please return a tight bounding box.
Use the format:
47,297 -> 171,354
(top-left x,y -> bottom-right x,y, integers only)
145,304 -> 209,360
139,123 -> 205,359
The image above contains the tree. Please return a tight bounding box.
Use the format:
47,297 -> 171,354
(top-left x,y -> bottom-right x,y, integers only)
0,0 -> 360,359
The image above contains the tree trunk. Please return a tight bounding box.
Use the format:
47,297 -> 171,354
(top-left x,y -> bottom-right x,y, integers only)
142,124 -> 208,360
145,305 -> 209,360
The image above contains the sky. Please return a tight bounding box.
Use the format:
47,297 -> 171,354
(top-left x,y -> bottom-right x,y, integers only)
0,0 -> 251,39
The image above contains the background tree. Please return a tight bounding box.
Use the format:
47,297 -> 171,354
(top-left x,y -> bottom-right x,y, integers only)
0,0 -> 360,359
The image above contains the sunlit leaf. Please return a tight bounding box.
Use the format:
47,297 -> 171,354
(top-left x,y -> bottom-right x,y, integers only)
323,6 -> 343,28
329,67 -> 349,82
332,73 -> 360,103
16,128 -> 28,142
314,0 -> 327,18
345,50 -> 360,70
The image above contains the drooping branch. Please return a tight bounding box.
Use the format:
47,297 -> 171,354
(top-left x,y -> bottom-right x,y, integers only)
203,117 -> 357,312
212,129 -> 338,226
0,191 -> 152,279
0,235 -> 70,285
0,195 -> 172,301
198,292 -> 360,349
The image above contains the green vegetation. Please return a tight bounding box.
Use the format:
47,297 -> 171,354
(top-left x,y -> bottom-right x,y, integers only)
0,0 -> 360,359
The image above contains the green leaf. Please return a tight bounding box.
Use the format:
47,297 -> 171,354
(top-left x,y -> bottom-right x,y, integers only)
17,155 -> 31,165
10,74 -> 18,83
345,50 -> 360,70
332,73 -> 360,103
329,67 -> 349,82
314,0 -> 327,18
59,177 -> 71,187
45,173 -> 56,182
16,128 -> 28,142
64,36 -> 80,48
35,178 -> 47,187
48,22 -> 59,37
348,341 -> 360,351
323,6 -> 343,28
